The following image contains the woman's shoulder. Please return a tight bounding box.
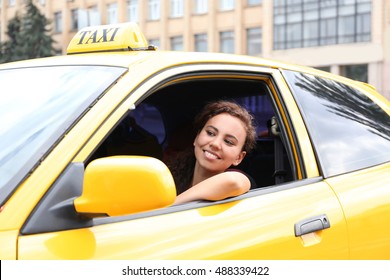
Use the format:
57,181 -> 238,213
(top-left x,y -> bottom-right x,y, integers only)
225,168 -> 257,189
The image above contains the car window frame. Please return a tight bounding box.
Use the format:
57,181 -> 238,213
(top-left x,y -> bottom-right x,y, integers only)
82,66 -> 307,210
22,64 -> 314,234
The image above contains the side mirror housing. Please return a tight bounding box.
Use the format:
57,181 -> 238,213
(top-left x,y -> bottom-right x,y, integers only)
74,156 -> 176,217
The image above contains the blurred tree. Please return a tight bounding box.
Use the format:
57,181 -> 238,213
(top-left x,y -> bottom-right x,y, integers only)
0,0 -> 56,63
0,15 -> 22,63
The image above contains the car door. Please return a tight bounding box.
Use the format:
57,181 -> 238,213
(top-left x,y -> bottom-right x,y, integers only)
17,64 -> 349,259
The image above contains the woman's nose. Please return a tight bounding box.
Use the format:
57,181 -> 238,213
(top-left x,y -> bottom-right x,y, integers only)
209,137 -> 222,150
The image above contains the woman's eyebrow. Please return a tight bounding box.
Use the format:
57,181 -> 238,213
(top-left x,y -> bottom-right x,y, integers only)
206,125 -> 218,131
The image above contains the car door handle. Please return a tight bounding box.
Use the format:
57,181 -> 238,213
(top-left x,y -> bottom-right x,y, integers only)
294,214 -> 330,237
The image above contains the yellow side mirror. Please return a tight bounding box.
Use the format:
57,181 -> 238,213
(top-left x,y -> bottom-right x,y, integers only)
74,156 -> 176,217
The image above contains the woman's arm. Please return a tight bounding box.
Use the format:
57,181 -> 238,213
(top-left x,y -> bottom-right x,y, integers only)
173,171 -> 251,205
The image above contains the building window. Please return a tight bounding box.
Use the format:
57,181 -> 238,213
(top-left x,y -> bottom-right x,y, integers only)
8,0 -> 15,7
127,0 -> 139,22
149,38 -> 160,49
340,64 -> 368,83
194,0 -> 208,14
107,3 -> 118,24
194,33 -> 208,52
171,0 -> 184,18
273,0 -> 371,50
148,0 -> 160,20
355,2 -> 371,42
220,0 -> 235,11
39,0 -> 46,5
71,9 -> 79,31
247,0 -> 262,6
54,12 -> 63,33
77,6 -> 101,28
246,27 -> 262,56
220,31 -> 234,53
170,36 -> 183,50
89,6 -> 101,26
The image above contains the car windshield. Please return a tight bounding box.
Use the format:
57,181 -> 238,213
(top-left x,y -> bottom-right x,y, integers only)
0,65 -> 127,204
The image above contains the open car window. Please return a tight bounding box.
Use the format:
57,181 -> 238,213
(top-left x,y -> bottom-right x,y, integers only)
22,72 -> 301,234
89,75 -> 295,191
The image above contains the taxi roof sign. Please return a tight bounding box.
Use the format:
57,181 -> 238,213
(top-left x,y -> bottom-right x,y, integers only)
67,22 -> 153,54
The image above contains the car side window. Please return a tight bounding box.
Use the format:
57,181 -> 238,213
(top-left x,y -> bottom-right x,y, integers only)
282,70 -> 390,177
88,75 -> 296,197
24,74 -> 298,235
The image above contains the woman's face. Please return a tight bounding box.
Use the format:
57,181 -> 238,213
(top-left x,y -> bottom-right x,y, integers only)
193,113 -> 247,174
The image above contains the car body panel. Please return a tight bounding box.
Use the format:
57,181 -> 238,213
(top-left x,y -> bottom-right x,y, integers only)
0,230 -> 18,259
18,180 -> 348,260
326,162 -> 390,259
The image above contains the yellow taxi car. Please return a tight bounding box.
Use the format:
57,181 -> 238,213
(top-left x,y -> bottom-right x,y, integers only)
0,22 -> 389,260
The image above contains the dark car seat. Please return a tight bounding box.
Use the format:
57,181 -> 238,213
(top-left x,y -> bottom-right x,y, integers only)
236,117 -> 292,188
105,116 -> 163,160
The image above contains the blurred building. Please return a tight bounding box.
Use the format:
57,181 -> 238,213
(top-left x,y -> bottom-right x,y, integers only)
1,0 -> 389,99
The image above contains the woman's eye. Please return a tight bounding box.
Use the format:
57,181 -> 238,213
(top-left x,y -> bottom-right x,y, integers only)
224,139 -> 234,146
206,130 -> 215,136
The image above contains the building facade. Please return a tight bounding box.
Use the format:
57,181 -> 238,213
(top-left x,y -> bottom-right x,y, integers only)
1,0 -> 389,99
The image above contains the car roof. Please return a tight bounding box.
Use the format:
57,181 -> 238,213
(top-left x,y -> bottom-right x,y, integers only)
0,49 -> 310,75
0,21 -> 371,87
3,49 -> 387,107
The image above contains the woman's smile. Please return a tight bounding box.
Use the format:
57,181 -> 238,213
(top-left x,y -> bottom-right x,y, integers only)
203,149 -> 221,160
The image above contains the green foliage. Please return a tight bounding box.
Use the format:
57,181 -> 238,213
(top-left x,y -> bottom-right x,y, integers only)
0,15 -> 22,63
0,0 -> 56,63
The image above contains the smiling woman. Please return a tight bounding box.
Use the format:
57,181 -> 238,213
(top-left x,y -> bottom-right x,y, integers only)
172,101 -> 257,205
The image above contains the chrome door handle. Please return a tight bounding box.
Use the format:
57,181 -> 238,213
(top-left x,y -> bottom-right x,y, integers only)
294,214 -> 330,237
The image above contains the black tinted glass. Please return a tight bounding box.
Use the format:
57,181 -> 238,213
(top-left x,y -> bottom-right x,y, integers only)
283,70 -> 390,177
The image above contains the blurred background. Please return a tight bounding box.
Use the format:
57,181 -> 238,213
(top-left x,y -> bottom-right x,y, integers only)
1,0 -> 389,99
